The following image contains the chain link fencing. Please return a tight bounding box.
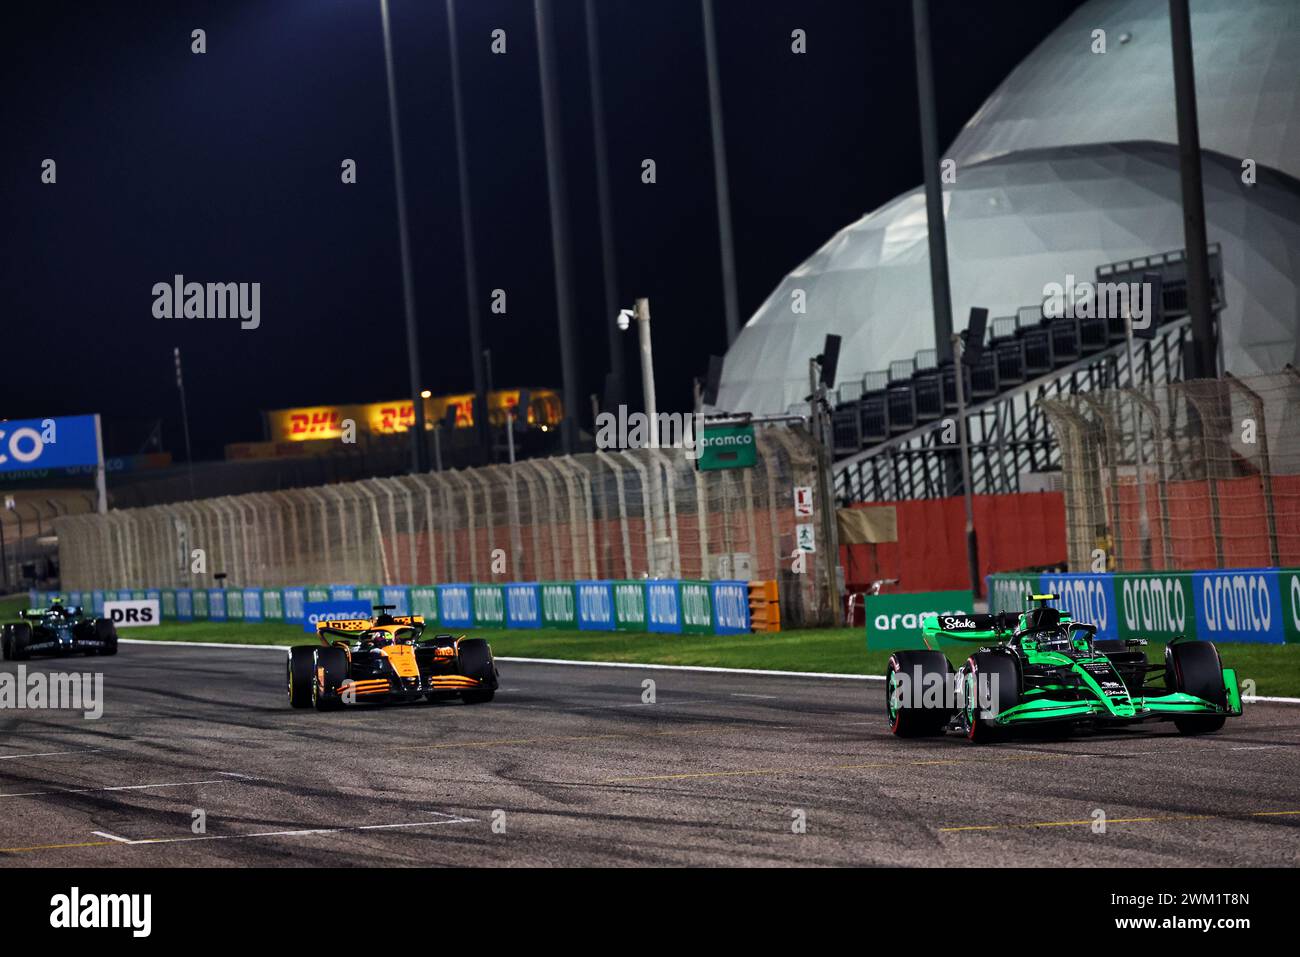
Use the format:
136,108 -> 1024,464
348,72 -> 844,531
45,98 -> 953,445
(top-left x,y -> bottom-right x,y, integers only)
1041,370 -> 1300,572
55,424 -> 833,627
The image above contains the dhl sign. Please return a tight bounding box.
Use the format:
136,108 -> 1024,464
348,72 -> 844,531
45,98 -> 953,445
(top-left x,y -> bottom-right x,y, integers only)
266,389 -> 561,443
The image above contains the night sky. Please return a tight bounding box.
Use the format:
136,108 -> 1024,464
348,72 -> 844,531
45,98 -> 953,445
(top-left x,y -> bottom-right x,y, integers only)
2,0 -> 1088,459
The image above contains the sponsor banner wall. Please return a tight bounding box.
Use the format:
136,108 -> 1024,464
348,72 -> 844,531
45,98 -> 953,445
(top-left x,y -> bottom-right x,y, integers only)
1039,573 -> 1118,640
864,590 -> 975,650
409,587 -> 439,622
63,580 -> 777,637
576,581 -> 615,631
505,583 -> 541,628
680,581 -> 713,635
226,589 -> 245,621
302,600 -> 373,634
711,581 -> 751,635
1193,569 -> 1282,644
613,581 -> 647,631
472,585 -> 506,627
381,586 -> 410,617
990,568 -> 1291,644
986,574 -> 1041,615
262,589 -> 284,621
1115,572 -> 1196,642
207,589 -> 227,621
647,580 -> 682,634
283,587 -> 306,623
541,583 -> 577,629
439,584 -> 474,629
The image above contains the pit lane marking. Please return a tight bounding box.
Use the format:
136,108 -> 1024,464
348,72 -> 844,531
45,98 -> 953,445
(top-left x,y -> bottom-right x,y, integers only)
939,809 -> 1300,832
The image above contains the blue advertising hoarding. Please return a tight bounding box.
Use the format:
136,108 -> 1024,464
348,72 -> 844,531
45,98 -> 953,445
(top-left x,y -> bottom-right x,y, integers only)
439,585 -> 474,629
505,583 -> 541,628
0,415 -> 101,474
301,600 -> 372,633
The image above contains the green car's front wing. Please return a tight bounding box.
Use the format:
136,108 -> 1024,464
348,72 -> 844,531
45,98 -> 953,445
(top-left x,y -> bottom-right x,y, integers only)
986,667 -> 1244,727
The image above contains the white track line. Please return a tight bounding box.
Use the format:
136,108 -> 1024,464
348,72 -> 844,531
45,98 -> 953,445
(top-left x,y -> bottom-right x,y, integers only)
0,749 -> 104,761
115,638 -> 1300,703
91,831 -> 132,843
0,778 -> 232,800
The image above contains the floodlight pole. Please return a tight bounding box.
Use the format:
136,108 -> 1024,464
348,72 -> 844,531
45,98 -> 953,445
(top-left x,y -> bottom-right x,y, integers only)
952,335 -> 980,598
1168,0 -> 1217,378
173,347 -> 196,500
912,0 -> 955,364
379,0 -> 429,473
446,0 -> 489,462
535,0 -> 581,454
701,0 -> 741,346
634,298 -> 658,448
584,0 -> 626,406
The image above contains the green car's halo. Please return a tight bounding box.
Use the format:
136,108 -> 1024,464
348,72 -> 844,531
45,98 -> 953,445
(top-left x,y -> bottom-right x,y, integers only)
885,593 -> 1242,742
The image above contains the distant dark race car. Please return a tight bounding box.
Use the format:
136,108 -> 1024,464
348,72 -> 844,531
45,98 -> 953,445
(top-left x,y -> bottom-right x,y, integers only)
287,605 -> 499,711
1,599 -> 119,659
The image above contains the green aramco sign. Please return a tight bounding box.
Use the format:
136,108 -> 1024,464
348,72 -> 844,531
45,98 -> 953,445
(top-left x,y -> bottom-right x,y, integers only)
697,423 -> 757,471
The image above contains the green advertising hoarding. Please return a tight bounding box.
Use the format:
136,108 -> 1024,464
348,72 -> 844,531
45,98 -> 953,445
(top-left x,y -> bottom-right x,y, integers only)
1114,572 -> 1197,642
541,583 -> 577,628
263,589 -> 284,620
697,424 -> 757,471
679,581 -> 713,635
864,590 -> 975,650
613,581 -> 647,631
473,585 -> 507,627
410,587 -> 439,622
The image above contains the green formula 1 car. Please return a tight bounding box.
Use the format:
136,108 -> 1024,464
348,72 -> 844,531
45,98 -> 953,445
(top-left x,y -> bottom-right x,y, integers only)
885,593 -> 1242,743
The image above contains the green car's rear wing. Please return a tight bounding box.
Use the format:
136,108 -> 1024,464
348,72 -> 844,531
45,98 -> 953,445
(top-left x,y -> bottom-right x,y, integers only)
920,613 -> 1010,649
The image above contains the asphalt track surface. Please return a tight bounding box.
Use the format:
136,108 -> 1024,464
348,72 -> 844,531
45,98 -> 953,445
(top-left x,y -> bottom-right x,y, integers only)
1,643 -> 1298,867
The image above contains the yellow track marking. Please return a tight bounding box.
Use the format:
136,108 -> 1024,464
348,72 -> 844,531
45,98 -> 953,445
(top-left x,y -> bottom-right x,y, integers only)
940,809 -> 1300,833
0,840 -> 117,854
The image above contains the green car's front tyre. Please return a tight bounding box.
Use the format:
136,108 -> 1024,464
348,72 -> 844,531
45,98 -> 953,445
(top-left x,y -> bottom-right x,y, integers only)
964,652 -> 1020,744
1167,640 -> 1228,735
886,651 -> 952,737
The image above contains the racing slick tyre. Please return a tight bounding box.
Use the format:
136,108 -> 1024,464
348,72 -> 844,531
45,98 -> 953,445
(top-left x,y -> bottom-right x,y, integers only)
287,646 -> 316,709
6,622 -> 31,661
1166,641 -> 1228,735
885,651 -> 952,736
457,638 -> 497,704
311,646 -> 349,711
0,625 -> 10,661
92,619 -> 118,656
963,652 -> 1020,744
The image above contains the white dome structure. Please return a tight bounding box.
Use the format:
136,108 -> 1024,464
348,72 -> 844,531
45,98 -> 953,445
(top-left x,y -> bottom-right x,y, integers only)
949,0 -> 1300,181
716,0 -> 1300,417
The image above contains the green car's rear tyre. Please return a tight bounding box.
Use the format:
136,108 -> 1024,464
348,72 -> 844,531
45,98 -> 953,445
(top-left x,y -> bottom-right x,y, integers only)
1166,640 -> 1228,735
287,646 -> 315,708
964,652 -> 1020,744
886,650 -> 952,736
311,646 -> 349,711
457,638 -> 497,704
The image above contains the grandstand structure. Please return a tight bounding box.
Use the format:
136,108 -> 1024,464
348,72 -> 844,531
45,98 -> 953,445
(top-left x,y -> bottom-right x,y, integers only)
832,244 -> 1223,503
